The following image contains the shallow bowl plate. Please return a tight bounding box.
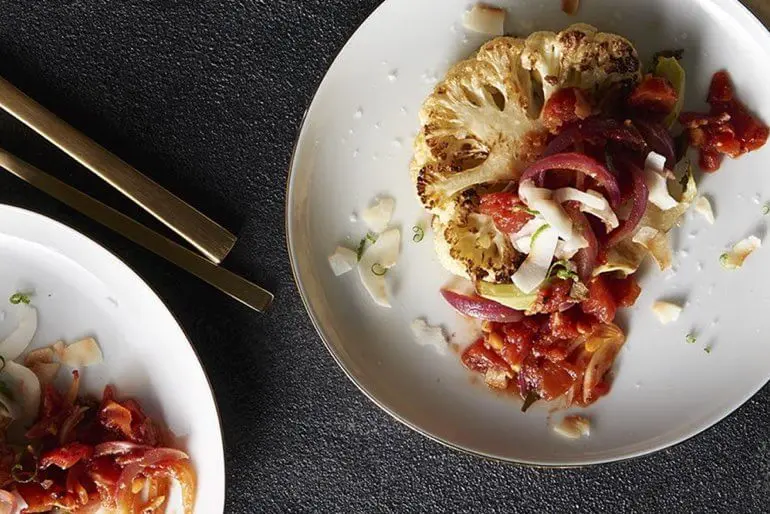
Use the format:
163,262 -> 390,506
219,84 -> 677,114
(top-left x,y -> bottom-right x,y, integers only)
0,204 -> 225,508
287,0 -> 770,465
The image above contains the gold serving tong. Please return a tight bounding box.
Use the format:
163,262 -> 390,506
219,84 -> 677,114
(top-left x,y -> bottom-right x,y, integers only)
0,77 -> 273,313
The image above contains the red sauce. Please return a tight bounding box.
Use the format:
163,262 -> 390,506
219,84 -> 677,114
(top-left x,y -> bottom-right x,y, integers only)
680,70 -> 769,171
460,275 -> 640,405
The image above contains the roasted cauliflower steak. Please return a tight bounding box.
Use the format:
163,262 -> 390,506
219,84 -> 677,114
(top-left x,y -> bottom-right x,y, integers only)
411,23 -> 640,282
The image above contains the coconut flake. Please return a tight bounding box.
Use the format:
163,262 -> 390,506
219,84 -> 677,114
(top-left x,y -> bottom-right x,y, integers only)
362,197 -> 395,233
0,305 -> 37,361
721,236 -> 762,270
463,4 -> 506,36
554,415 -> 591,439
358,228 -> 400,307
644,152 -> 679,210
512,226 -> 559,293
52,341 -> 65,359
3,361 -> 40,421
410,318 -> 448,355
633,226 -> 673,270
651,301 -> 682,324
61,337 -> 104,367
328,246 -> 358,276
694,196 -> 715,224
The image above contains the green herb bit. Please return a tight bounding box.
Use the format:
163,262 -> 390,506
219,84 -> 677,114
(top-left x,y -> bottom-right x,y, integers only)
371,263 -> 387,276
762,203 -> 770,216
356,238 -> 367,262
366,232 -> 378,244
513,204 -> 540,216
9,292 -> 30,305
521,391 -> 539,413
719,253 -> 729,267
530,224 -> 551,244
0,356 -> 5,374
704,346 -> 712,354
412,225 -> 425,243
555,269 -> 579,281
686,333 -> 697,344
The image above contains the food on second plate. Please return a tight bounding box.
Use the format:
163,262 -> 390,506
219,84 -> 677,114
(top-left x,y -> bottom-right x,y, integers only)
410,24 -> 767,410
0,294 -> 196,513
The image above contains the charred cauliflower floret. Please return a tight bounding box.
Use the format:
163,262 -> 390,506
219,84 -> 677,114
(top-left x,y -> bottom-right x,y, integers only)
413,37 -> 544,212
521,23 -> 641,104
411,23 -> 641,282
432,189 -> 522,282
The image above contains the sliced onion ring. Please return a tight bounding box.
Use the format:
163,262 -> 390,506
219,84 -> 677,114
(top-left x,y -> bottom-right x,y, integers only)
605,155 -> 649,247
634,119 -> 676,167
544,119 -> 646,157
441,290 -> 524,322
519,153 -> 621,208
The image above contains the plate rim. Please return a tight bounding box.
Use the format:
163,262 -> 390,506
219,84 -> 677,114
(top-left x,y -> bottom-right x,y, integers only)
285,0 -> 770,466
0,203 -> 226,508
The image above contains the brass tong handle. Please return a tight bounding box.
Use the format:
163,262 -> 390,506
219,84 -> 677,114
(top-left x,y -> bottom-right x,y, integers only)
0,76 -> 236,263
0,149 -> 273,313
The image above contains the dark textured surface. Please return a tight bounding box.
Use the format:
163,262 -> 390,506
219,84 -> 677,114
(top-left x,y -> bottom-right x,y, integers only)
0,1 -> 769,512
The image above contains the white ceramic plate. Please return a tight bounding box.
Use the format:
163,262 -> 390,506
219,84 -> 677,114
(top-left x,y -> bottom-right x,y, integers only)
287,0 -> 770,465
0,205 -> 224,509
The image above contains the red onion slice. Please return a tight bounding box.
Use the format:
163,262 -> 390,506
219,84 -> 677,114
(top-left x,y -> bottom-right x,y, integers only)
605,156 -> 649,247
519,152 -> 621,208
634,119 -> 676,167
544,119 -> 646,157
441,290 -> 524,323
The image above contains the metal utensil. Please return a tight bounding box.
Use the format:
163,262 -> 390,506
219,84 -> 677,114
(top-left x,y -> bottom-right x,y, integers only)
0,76 -> 236,263
0,148 -> 273,313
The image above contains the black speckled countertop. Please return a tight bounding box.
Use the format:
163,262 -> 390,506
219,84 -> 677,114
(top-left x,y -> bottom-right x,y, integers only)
0,1 -> 769,511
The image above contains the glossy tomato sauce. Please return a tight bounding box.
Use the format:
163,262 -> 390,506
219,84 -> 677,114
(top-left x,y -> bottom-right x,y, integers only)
461,275 -> 640,405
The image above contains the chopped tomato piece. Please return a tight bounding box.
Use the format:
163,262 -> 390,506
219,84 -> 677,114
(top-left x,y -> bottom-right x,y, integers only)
461,339 -> 509,374
707,70 -> 733,104
699,149 -> 723,172
608,275 -> 641,307
542,87 -> 591,132
528,279 -> 573,314
581,276 -> 617,324
40,442 -> 93,470
680,70 -> 768,171
479,192 -> 533,234
548,309 -> 581,340
628,75 -> 678,117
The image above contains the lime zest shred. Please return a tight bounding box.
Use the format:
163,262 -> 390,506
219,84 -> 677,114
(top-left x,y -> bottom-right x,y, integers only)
371,263 -> 387,276
513,204 -> 540,216
412,225 -> 425,243
762,203 -> 770,216
686,333 -> 697,344
530,224 -> 551,245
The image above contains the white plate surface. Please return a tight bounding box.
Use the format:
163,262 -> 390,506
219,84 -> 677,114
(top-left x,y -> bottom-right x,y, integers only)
287,0 -> 770,465
0,205 -> 225,509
